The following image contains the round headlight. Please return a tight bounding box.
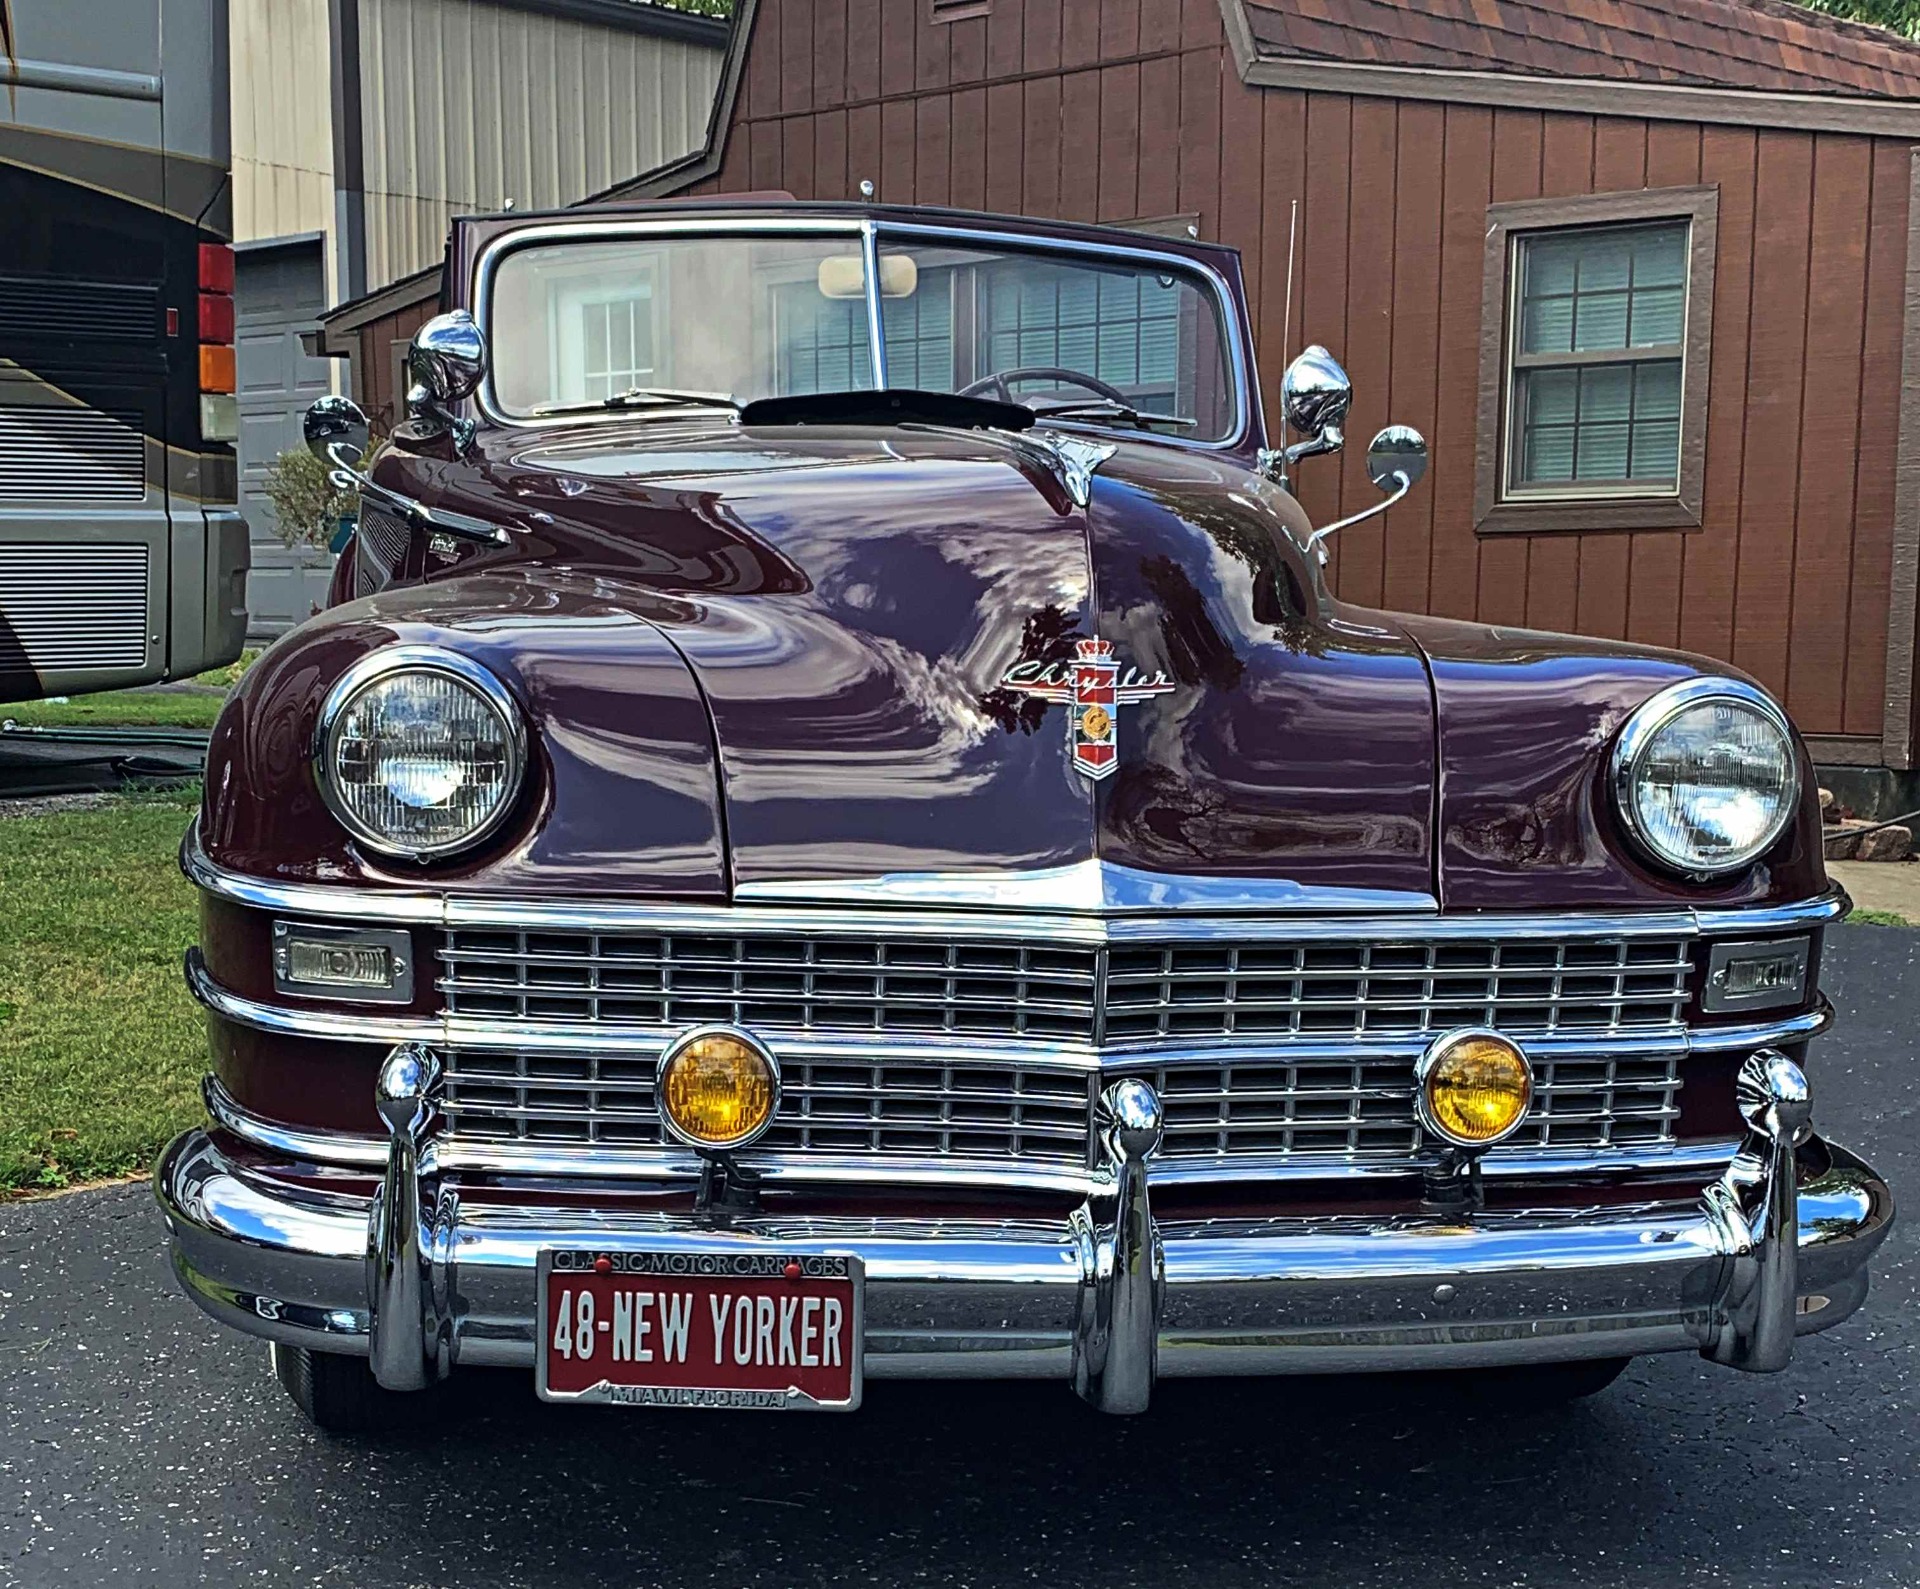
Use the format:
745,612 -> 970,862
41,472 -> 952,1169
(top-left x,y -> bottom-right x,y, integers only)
316,646 -> 525,859
1416,1029 -> 1533,1149
655,1027 -> 780,1150
1611,678 -> 1799,877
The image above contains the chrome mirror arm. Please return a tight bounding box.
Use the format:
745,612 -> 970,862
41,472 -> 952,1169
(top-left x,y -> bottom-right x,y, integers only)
1302,469 -> 1413,563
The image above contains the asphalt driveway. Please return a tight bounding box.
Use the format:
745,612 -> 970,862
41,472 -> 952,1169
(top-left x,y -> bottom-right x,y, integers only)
2,925 -> 1914,1589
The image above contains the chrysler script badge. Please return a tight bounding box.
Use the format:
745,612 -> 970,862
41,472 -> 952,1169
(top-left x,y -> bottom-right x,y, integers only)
1000,638 -> 1175,781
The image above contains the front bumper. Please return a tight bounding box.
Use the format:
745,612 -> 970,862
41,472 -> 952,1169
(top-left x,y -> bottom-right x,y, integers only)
155,1052 -> 1893,1412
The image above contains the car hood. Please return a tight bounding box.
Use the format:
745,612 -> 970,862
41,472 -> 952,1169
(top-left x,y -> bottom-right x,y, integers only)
206,424 -> 1820,910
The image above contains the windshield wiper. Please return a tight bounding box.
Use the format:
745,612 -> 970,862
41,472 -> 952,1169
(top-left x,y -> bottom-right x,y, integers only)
529,387 -> 742,418
1027,399 -> 1198,432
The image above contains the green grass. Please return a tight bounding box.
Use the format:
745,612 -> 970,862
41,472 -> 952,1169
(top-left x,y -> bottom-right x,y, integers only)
1848,908 -> 1914,927
0,789 -> 204,1192
1,649 -> 257,731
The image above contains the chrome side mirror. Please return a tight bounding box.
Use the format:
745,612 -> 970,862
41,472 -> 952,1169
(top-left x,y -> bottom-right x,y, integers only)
304,395 -> 371,481
406,310 -> 487,452
1366,424 -> 1428,492
1304,425 -> 1430,563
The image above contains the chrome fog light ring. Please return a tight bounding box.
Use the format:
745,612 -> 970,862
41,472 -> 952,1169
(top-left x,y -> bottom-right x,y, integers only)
1610,676 -> 1800,878
313,644 -> 528,861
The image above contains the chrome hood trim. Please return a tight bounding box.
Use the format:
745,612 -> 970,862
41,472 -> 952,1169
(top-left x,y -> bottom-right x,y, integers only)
732,859 -> 1438,916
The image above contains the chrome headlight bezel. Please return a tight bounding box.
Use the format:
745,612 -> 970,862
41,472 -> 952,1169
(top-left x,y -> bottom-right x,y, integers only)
1609,676 -> 1800,879
313,645 -> 527,861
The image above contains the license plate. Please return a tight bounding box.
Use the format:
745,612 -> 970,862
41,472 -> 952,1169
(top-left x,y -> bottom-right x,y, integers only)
535,1250 -> 863,1411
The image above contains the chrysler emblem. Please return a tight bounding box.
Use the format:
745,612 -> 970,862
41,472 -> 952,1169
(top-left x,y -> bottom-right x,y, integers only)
1000,638 -> 1175,781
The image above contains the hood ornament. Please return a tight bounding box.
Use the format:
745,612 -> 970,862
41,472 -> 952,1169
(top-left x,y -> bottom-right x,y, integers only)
999,431 -> 1117,511
1000,638 -> 1175,781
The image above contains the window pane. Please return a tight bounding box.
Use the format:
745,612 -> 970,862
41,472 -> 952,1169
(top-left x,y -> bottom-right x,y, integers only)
1525,236 -> 1581,297
1633,225 -> 1687,288
1577,238 -> 1632,293
1526,424 -> 1576,483
1634,360 -> 1682,421
1522,295 -> 1574,354
1518,220 -> 1689,359
1526,366 -> 1578,426
1515,358 -> 1681,488
1630,418 -> 1680,479
1631,285 -> 1684,348
1574,291 -> 1629,352
1576,421 -> 1631,479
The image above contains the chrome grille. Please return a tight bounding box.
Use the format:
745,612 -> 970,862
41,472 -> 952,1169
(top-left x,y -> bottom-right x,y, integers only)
1125,1052 -> 1683,1160
441,1050 -> 1096,1168
437,927 -> 1695,1170
441,930 -> 1101,1040
354,504 -> 410,596
440,930 -> 1691,1044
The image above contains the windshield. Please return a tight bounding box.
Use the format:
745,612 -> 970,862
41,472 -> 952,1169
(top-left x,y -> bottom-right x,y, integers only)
485,229 -> 1240,440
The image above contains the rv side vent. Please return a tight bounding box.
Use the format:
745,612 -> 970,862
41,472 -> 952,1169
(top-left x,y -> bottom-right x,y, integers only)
0,407 -> 147,503
0,544 -> 152,673
0,275 -> 162,343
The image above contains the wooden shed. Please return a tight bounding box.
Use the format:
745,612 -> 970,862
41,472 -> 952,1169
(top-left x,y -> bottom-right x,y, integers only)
321,0 -> 1920,784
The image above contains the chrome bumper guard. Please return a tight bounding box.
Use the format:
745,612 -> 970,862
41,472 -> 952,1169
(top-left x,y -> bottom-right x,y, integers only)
156,1050 -> 1892,1414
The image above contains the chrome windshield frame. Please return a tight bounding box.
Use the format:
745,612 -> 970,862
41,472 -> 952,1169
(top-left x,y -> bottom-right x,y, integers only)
467,214 -> 1253,452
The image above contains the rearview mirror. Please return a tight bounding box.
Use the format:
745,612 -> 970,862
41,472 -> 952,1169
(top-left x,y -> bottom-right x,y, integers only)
817,254 -> 919,299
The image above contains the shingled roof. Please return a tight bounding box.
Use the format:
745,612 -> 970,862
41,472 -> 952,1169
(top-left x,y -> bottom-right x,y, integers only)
1236,0 -> 1920,100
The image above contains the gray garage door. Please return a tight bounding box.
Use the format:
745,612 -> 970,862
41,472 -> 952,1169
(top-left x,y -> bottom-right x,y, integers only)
236,238 -> 334,638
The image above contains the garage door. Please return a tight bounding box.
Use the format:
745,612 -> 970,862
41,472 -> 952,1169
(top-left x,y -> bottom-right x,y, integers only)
236,238 -> 334,638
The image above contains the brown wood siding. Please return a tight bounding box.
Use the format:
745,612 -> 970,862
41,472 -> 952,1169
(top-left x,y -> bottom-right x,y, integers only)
682,0 -> 1910,747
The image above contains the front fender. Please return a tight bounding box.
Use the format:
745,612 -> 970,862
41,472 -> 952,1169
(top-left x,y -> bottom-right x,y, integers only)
199,569 -> 727,897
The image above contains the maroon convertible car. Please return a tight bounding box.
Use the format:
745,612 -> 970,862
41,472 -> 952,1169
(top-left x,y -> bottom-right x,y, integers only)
156,200 -> 1892,1430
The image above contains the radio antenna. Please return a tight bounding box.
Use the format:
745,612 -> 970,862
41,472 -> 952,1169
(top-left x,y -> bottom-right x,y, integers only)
1277,198 -> 1299,489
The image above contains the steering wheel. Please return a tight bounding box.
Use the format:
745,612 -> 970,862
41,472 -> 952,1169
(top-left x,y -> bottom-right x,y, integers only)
959,366 -> 1131,406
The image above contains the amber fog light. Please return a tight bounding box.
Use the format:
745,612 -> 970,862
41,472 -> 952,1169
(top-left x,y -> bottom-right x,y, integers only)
1416,1029 -> 1533,1149
655,1027 -> 780,1150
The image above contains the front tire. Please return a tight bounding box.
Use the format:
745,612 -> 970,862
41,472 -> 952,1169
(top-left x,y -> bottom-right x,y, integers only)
271,1343 -> 440,1434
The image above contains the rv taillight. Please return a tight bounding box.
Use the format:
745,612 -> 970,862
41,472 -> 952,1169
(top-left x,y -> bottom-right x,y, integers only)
197,243 -> 240,441
198,243 -> 235,293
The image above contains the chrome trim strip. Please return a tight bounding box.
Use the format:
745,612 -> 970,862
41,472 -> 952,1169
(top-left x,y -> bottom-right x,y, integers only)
181,830 -> 1851,939
204,1077 -> 388,1170
201,1074 -> 1743,1190
186,949 -> 440,1044
734,858 -> 1439,915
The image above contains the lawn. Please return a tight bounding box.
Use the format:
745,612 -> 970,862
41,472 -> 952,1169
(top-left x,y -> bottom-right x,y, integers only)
0,788 -> 205,1192
1,650 -> 257,732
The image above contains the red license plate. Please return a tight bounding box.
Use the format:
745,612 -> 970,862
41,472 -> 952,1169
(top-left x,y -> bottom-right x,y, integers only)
536,1250 -> 863,1411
